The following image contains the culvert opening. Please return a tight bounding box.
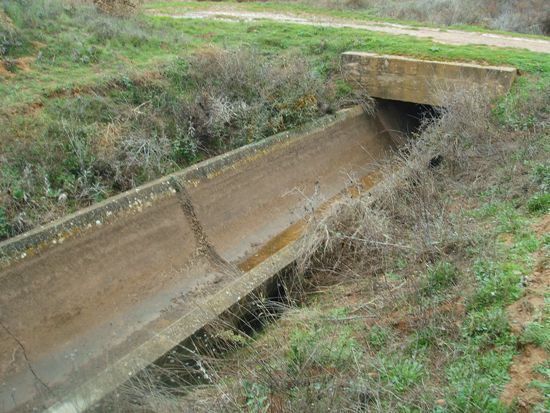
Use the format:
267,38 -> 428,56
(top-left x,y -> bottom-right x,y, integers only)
375,97 -> 439,139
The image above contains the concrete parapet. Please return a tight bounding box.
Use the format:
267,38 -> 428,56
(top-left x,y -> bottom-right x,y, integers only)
342,52 -> 517,106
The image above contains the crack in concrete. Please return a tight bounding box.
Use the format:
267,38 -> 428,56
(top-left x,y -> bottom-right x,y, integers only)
170,177 -> 241,277
0,319 -> 56,399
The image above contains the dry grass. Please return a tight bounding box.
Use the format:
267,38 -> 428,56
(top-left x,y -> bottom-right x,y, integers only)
93,0 -> 143,17
0,45 -> 361,240
298,85 -> 494,278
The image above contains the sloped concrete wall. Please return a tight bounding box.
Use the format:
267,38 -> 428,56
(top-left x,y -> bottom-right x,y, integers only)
342,52 -> 517,106
0,106 -> 402,413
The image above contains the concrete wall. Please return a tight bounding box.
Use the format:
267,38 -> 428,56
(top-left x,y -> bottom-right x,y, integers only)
342,52 -> 517,106
0,106 -> 403,413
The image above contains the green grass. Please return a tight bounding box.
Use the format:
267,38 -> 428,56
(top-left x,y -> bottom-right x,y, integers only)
4,0 -> 549,241
288,316 -> 363,371
149,17 -> 550,72
0,4 -> 185,108
521,298 -> 550,351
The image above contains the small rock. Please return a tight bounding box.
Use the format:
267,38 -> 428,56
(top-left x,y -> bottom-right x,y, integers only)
58,193 -> 68,204
436,399 -> 446,406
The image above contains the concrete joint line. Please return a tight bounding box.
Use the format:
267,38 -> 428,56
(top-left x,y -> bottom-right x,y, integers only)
170,177 -> 241,277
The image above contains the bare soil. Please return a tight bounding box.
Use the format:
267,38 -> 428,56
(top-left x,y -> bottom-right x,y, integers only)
150,9 -> 550,54
500,214 -> 550,411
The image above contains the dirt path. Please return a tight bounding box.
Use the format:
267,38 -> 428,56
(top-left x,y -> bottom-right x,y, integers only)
153,9 -> 550,54
500,214 -> 550,411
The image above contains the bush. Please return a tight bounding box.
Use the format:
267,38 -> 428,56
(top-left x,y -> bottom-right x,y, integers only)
93,0 -> 142,17
420,262 -> 459,296
527,193 -> 550,214
173,47 -> 341,153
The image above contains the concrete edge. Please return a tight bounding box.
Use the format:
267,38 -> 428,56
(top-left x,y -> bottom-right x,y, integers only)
44,236 -> 303,413
0,106 -> 364,267
341,51 -> 518,72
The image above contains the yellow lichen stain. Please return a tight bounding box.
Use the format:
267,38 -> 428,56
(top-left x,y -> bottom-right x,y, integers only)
238,220 -> 306,272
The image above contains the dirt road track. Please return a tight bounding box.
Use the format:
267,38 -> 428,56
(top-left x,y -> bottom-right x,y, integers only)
154,10 -> 550,54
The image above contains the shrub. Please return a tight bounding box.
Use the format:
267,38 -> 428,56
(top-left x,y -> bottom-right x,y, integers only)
420,261 -> 459,296
527,193 -> 550,214
174,47 -> 342,152
93,0 -> 142,17
462,308 -> 511,346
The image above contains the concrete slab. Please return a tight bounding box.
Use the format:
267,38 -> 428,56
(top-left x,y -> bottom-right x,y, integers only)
342,52 -> 517,106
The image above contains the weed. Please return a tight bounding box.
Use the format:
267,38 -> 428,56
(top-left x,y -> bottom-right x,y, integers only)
377,356 -> 424,393
367,325 -> 389,351
532,163 -> 550,192
288,323 -> 362,371
531,361 -> 550,412
0,207 -> 10,238
528,193 -> 550,215
468,259 -> 523,311
242,381 -> 270,413
446,341 -> 515,412
420,262 -> 459,296
462,308 -> 513,347
521,321 -> 550,350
